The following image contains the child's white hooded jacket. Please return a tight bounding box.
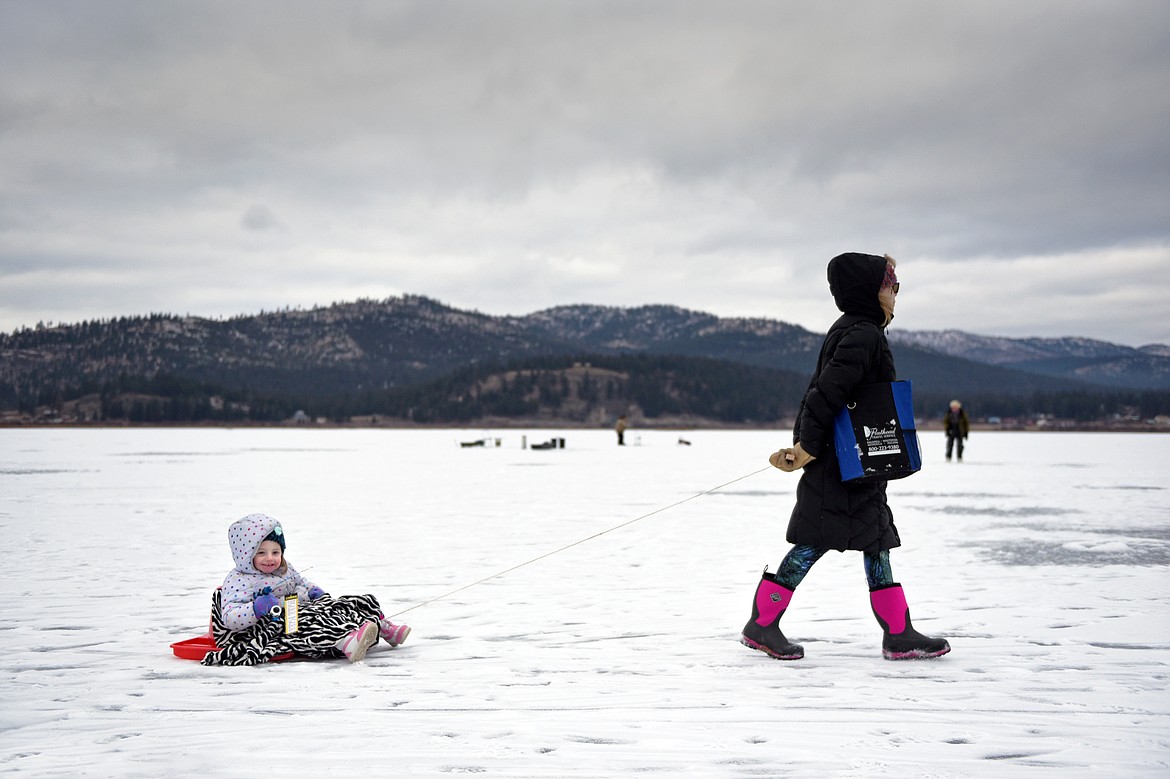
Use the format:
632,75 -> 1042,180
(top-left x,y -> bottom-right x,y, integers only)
220,513 -> 321,631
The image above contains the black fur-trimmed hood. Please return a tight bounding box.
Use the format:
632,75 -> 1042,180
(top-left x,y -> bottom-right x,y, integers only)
827,252 -> 888,325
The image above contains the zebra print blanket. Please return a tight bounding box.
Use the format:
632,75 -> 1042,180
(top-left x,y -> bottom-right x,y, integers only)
201,589 -> 383,666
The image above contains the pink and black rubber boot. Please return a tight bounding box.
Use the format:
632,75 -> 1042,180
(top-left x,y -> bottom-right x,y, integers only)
739,569 -> 804,660
870,583 -> 950,660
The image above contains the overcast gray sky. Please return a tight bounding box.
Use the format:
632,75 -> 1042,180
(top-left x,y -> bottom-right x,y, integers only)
2,1 -> 1168,346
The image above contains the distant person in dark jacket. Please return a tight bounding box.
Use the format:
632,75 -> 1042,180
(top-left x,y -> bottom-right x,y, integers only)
615,414 -> 628,446
944,399 -> 969,461
739,252 -> 950,662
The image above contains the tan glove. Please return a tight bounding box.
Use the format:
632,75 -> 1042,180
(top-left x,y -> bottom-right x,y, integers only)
769,442 -> 816,472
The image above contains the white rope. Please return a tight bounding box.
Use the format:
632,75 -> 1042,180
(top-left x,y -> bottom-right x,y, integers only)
386,465 -> 771,618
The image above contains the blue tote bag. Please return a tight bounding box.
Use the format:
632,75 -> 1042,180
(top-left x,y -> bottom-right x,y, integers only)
833,381 -> 922,483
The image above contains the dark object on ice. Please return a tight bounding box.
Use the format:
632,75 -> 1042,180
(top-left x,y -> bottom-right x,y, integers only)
677,437 -> 691,446
529,437 -> 565,450
461,438 -> 501,448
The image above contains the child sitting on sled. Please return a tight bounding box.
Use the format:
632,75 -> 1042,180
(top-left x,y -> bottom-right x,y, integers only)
202,512 -> 410,666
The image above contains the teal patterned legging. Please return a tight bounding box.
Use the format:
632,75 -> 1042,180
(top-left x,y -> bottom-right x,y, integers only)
775,544 -> 895,590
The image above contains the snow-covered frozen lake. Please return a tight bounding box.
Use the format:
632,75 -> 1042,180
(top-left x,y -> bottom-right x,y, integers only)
1,427 -> 1168,777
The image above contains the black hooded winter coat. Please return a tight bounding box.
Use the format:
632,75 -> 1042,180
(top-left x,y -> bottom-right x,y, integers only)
785,253 -> 901,554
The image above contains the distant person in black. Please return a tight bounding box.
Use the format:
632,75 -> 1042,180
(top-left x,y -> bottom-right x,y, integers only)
944,399 -> 969,461
615,415 -> 628,446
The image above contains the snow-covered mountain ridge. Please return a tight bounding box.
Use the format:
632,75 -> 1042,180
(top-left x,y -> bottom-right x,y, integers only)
3,296 -> 1168,404
887,329 -> 1170,389
887,329 -> 1159,364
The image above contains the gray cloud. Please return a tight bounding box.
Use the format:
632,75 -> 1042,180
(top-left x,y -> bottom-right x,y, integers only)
241,205 -> 284,232
2,1 -> 1168,345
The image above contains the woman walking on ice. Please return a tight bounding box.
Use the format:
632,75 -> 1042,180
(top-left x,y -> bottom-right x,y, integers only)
740,252 -> 950,661
204,512 -> 410,666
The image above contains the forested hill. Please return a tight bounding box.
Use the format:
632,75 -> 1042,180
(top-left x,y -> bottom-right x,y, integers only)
2,295 -> 1168,425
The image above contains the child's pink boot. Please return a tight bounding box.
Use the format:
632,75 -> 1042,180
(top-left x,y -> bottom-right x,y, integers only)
335,621 -> 379,662
378,618 -> 411,647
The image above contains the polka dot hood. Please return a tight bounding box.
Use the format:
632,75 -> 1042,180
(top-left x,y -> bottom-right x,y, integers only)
219,513 -> 321,632
228,512 -> 285,573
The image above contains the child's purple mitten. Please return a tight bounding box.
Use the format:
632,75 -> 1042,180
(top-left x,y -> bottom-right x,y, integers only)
253,593 -> 280,619
308,586 -> 326,600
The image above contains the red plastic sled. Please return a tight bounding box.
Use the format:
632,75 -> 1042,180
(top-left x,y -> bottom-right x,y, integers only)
170,633 -> 221,660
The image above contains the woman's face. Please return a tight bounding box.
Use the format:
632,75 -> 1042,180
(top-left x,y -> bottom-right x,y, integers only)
253,540 -> 283,574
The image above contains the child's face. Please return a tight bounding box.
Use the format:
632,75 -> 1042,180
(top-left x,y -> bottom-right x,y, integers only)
253,540 -> 283,574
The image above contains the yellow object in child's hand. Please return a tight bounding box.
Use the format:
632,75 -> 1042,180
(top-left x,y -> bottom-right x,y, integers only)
283,595 -> 299,634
